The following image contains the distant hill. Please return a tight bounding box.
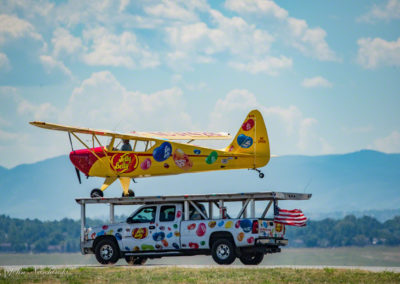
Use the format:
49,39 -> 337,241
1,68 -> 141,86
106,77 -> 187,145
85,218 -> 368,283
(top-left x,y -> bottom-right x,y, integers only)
0,150 -> 399,220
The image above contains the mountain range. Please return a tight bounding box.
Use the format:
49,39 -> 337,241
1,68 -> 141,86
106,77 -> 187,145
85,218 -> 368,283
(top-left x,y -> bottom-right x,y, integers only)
0,150 -> 399,221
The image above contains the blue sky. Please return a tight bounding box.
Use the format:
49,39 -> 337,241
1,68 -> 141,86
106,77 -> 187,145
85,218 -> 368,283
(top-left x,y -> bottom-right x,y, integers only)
0,0 -> 399,168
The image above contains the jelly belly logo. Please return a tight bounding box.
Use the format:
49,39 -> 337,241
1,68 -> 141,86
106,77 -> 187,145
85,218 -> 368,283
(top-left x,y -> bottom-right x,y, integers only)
132,228 -> 148,239
275,223 -> 283,232
110,153 -> 138,173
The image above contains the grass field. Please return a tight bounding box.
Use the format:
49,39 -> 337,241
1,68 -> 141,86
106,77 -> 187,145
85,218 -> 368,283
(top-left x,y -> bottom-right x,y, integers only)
0,266 -> 399,283
1,246 -> 400,266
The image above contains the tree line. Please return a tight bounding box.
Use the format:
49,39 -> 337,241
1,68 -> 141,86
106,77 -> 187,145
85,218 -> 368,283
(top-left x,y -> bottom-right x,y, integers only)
0,214 -> 399,253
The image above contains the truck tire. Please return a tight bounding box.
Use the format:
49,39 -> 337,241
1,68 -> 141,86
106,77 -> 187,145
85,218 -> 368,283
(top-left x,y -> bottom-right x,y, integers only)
125,256 -> 147,265
211,238 -> 236,265
95,238 -> 119,265
239,252 -> 264,265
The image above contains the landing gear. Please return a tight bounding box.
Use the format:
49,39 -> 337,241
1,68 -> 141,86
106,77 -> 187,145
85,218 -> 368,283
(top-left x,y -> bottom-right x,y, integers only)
122,189 -> 135,197
251,168 -> 265,179
90,188 -> 104,198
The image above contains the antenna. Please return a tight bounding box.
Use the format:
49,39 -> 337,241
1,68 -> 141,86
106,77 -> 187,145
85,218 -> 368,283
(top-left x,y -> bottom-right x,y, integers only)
303,178 -> 312,193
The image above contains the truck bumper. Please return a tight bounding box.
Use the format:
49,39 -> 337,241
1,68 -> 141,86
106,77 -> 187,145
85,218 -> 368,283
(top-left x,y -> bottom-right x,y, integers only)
80,240 -> 94,255
256,238 -> 288,246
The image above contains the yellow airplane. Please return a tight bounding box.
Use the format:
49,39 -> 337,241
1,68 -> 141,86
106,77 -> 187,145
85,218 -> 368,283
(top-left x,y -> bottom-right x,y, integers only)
30,109 -> 270,198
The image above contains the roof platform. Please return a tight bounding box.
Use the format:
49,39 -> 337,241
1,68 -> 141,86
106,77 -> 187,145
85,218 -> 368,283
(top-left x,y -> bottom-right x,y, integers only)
75,191 -> 312,206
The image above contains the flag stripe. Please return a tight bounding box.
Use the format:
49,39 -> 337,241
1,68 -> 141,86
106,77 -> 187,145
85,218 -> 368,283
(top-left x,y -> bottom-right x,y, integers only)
274,206 -> 307,227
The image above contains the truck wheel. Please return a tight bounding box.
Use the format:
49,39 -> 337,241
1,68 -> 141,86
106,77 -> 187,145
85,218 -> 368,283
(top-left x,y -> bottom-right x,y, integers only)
239,252 -> 264,265
95,238 -> 119,265
211,238 -> 236,265
125,256 -> 147,265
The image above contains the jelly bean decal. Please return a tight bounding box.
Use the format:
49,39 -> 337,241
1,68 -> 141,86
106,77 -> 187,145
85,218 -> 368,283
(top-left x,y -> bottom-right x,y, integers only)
102,225 -> 108,230
96,230 -> 105,237
140,158 -> 152,170
168,227 -> 171,231
237,232 -> 245,241
193,149 -> 201,155
91,232 -> 96,239
200,241 -> 206,246
152,142 -> 172,162
196,223 -> 206,237
159,226 -> 165,231
208,221 -> 216,228
262,221 -> 268,228
225,221 -> 233,229
237,134 -> 253,148
117,228 -> 123,232
240,219 -> 252,233
187,223 -> 196,230
141,244 -> 154,251
106,230 -> 114,235
176,211 -> 182,218
174,231 -> 180,237
235,220 -> 241,228
125,246 -> 130,251
189,242 -> 199,249
133,246 -> 140,251
164,163 -> 169,169
173,149 -> 193,170
162,239 -> 169,247
173,243 -> 180,249
205,151 -> 218,164
242,118 -> 255,131
132,228 -> 148,239
115,233 -> 122,240
167,232 -> 173,238
247,237 -> 255,244
155,244 -> 162,249
173,224 -> 178,229
152,232 -> 165,241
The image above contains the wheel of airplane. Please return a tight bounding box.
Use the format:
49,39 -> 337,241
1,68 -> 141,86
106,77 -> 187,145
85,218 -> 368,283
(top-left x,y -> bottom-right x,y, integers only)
122,189 -> 135,197
90,188 -> 103,198
259,173 -> 265,179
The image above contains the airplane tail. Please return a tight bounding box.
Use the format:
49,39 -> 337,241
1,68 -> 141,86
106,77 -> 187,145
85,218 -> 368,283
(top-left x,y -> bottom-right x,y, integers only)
224,109 -> 270,168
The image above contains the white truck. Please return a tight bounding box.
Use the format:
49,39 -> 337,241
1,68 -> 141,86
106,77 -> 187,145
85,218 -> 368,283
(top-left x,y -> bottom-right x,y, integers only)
76,191 -> 311,265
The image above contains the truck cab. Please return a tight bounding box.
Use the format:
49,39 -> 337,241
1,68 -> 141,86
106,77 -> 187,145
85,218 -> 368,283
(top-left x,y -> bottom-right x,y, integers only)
77,191 -> 311,265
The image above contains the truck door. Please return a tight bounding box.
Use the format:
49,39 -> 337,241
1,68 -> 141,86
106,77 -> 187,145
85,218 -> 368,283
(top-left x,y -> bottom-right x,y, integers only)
155,204 -> 182,250
122,205 -> 157,251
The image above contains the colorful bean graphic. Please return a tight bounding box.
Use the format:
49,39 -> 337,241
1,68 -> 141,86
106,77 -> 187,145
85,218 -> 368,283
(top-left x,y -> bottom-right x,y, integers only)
225,221 -> 233,229
200,241 -> 206,246
193,149 -> 201,155
141,244 -> 154,251
189,242 -> 199,249
162,239 -> 169,247
237,232 -> 245,242
247,237 -> 255,244
133,246 -> 140,251
152,232 -> 165,241
140,158 -> 152,170
152,142 -> 172,162
205,151 -> 218,164
242,119 -> 255,131
196,223 -> 206,237
240,219 -> 252,233
237,134 -> 253,148
235,220 -> 241,228
115,233 -> 122,240
176,211 -> 182,218
187,223 -> 196,230
174,231 -> 180,237
208,221 -> 216,228
173,243 -> 180,249
218,220 -> 224,227
102,225 -> 108,230
167,232 -> 173,238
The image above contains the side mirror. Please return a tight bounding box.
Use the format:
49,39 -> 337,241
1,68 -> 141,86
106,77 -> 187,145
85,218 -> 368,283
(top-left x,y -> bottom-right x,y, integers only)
126,217 -> 133,224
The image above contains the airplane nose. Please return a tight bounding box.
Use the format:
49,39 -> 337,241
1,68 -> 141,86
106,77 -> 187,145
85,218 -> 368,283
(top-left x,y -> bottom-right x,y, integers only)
70,148 -> 103,176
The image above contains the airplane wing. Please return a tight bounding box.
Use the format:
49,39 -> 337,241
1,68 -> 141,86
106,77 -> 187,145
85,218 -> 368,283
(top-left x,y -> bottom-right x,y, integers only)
30,121 -> 231,141
29,121 -> 156,141
131,131 -> 231,140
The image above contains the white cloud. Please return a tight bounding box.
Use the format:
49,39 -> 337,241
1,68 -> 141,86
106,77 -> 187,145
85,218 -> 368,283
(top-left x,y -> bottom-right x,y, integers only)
358,0 -> 400,23
82,27 -> 159,68
0,14 -> 43,44
17,99 -> 58,121
39,55 -> 72,77
52,28 -> 84,57
230,56 -> 292,75
0,52 -> 10,71
209,89 -> 333,154
302,76 -> 332,88
144,0 -> 202,21
225,0 -> 339,62
357,37 -> 400,69
368,131 -> 400,153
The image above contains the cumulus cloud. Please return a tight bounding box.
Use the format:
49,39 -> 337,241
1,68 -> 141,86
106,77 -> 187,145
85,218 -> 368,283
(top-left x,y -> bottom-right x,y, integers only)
368,131 -> 400,153
358,0 -> 400,23
51,27 -> 84,57
302,76 -> 332,88
0,14 -> 43,44
39,55 -> 72,78
209,89 -> 333,154
357,37 -> 400,69
0,52 -> 10,71
144,0 -> 207,21
230,56 -> 292,75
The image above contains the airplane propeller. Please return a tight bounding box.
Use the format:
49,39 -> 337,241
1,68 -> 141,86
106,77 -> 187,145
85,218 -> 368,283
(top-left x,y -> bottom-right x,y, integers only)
68,132 -> 82,184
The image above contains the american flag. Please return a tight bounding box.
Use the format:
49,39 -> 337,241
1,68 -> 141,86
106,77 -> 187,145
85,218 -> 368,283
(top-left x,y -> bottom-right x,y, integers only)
274,205 -> 307,227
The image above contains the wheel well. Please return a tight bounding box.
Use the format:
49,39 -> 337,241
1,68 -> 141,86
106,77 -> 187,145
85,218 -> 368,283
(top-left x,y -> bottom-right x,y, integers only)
93,235 -> 119,252
209,231 -> 235,248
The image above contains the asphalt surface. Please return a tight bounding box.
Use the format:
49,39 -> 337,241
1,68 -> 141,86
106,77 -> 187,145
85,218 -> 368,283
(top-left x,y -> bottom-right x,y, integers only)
1,265 -> 400,272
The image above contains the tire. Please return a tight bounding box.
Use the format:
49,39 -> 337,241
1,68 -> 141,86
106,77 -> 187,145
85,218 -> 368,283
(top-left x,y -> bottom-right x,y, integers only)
90,188 -> 103,198
122,189 -> 135,197
211,238 -> 236,265
95,238 -> 120,265
239,252 -> 264,265
125,256 -> 147,265
259,173 -> 265,179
